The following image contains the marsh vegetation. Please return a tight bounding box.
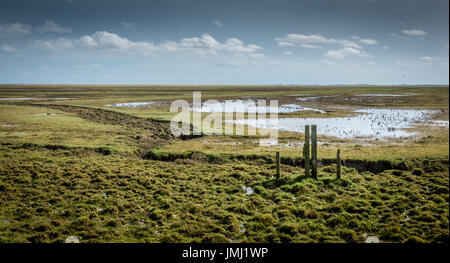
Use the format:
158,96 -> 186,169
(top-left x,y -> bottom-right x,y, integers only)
0,84 -> 448,243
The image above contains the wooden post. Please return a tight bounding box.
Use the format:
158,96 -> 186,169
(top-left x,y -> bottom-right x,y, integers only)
276,151 -> 281,179
311,125 -> 318,179
337,149 -> 341,179
303,125 -> 310,177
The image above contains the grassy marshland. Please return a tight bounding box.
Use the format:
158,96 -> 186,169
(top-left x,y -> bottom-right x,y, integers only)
0,85 -> 448,243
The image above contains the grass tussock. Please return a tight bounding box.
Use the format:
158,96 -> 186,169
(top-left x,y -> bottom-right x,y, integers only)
0,85 -> 448,243
0,145 -> 448,243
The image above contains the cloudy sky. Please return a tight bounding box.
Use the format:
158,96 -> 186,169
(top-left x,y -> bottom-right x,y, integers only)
0,0 -> 448,85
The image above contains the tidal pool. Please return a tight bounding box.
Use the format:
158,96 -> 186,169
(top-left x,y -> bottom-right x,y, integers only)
296,96 -> 319,101
0,98 -> 40,101
296,96 -> 335,101
234,109 -> 440,139
192,101 -> 325,113
106,102 -> 156,108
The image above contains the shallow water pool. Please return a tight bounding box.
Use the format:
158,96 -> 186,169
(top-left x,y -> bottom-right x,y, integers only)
106,102 -> 156,108
192,100 -> 325,113
234,109 -> 440,139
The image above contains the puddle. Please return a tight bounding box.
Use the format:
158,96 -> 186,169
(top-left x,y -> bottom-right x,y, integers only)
259,139 -> 278,146
33,113 -> 57,116
242,186 -> 254,195
419,120 -> 449,127
234,109 -> 440,139
258,139 -> 324,147
0,98 -> 40,101
192,101 -> 325,113
2,124 -> 15,127
213,141 -> 242,146
106,102 -> 156,108
296,97 -> 318,101
281,104 -> 326,113
38,98 -> 73,100
296,96 -> 334,101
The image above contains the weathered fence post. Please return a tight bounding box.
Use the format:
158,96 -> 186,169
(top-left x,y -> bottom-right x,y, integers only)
337,149 -> 341,179
276,151 -> 281,179
303,125 -> 310,177
311,125 -> 318,179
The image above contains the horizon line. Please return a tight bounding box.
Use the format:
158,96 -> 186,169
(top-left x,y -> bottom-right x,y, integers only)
0,83 -> 449,87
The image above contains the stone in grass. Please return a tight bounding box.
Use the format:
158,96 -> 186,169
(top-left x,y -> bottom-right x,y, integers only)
65,236 -> 80,243
365,236 -> 380,243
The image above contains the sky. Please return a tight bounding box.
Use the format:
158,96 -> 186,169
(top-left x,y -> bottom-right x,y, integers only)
0,0 -> 448,85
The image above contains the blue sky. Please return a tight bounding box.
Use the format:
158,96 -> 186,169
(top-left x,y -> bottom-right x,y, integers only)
0,0 -> 448,85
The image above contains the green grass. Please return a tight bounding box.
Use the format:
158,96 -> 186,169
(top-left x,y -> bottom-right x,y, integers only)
0,105 -> 138,153
0,84 -> 448,243
0,145 -> 447,243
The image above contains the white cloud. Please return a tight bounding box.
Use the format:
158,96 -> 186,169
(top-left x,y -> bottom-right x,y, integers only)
300,44 -> 322,49
0,23 -> 32,37
38,21 -> 72,34
276,34 -> 362,49
382,46 -> 389,50
278,41 -> 295,47
35,38 -> 75,50
1,45 -> 18,52
213,20 -> 223,27
359,38 -> 377,45
276,33 -> 374,60
160,34 -> 263,57
401,29 -> 427,36
443,62 -> 449,67
120,22 -> 136,28
325,47 -> 368,59
419,56 -> 438,60
79,31 -> 155,50
283,51 -> 293,55
35,31 -> 264,58
352,35 -> 378,45
396,61 -> 415,66
35,31 -> 155,54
